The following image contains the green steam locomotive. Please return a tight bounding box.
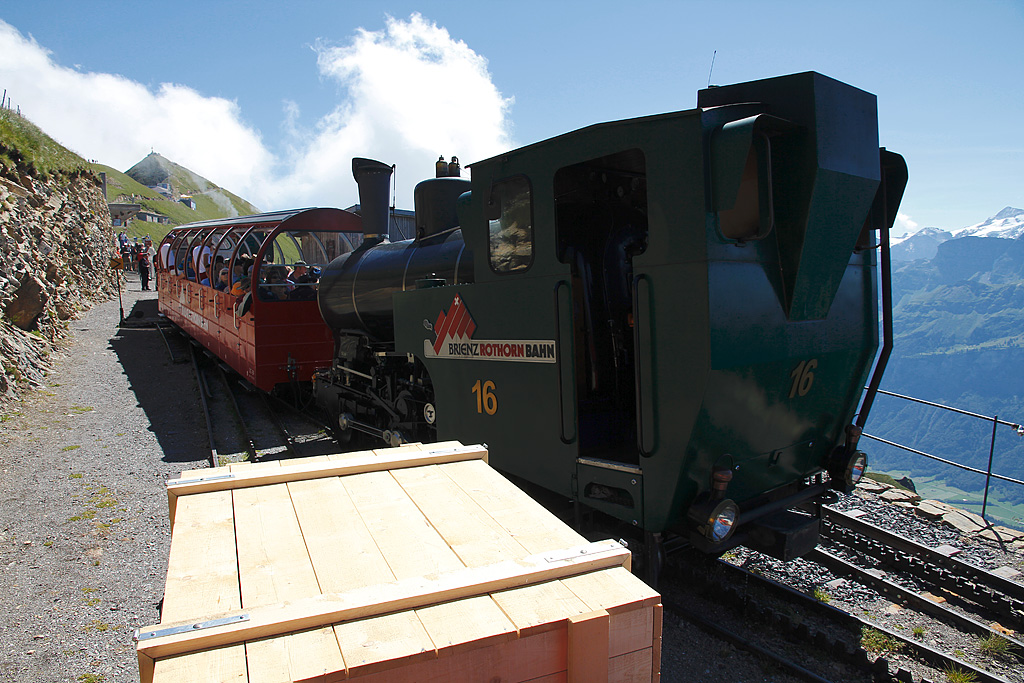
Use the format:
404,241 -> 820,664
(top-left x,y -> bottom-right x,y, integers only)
313,71 -> 907,570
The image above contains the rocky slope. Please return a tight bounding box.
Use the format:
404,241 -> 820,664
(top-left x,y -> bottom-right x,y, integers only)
0,169 -> 116,406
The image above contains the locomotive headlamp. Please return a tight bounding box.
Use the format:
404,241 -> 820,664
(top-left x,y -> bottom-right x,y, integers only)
703,498 -> 739,543
828,448 -> 868,493
846,451 -> 868,486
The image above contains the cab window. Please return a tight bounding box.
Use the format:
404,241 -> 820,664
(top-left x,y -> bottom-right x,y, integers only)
487,176 -> 533,274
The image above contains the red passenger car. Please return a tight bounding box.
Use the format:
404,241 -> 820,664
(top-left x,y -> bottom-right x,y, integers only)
156,208 -> 363,393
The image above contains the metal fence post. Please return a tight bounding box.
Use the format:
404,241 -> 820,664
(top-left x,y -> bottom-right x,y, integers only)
981,414 -> 998,521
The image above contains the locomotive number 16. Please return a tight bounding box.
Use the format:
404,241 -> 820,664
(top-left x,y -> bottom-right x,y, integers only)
789,359 -> 818,398
472,379 -> 498,415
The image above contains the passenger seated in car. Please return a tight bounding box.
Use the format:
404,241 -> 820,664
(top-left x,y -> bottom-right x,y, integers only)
214,268 -> 230,291
258,267 -> 290,300
230,276 -> 250,297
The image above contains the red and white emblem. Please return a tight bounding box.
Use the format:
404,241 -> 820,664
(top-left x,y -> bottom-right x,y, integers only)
424,294 -> 557,364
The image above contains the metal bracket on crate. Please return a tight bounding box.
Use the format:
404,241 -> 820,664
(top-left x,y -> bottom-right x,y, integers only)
166,473 -> 236,488
541,540 -> 627,564
426,444 -> 486,457
134,614 -> 250,642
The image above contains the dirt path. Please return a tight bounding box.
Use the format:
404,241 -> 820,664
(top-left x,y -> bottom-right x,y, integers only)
0,274 -> 209,683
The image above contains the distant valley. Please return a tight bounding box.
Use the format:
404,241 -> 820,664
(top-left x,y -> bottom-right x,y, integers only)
866,207 -> 1024,529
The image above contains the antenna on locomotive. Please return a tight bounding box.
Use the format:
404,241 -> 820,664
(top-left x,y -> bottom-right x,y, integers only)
707,50 -> 717,87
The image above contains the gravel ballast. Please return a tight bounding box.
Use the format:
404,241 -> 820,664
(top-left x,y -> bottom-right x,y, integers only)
0,280 -> 207,683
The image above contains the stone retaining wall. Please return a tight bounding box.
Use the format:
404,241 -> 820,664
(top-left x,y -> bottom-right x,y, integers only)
0,171 -> 116,405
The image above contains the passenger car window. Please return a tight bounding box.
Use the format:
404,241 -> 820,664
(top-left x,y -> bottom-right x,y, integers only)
487,176 -> 533,274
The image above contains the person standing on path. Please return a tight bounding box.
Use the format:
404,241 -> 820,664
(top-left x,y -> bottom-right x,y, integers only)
137,247 -> 151,290
143,237 -> 157,290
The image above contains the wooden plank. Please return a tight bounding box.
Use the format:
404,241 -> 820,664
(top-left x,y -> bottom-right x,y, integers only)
149,490 -> 242,683
288,476 -> 397,592
490,580 -> 589,638
324,447 -> 382,462
245,628 -> 346,683
290,475 -> 440,677
231,460 -> 281,471
167,468 -> 235,524
178,465 -> 232,479
559,568 -> 660,657
351,626 -> 566,683
609,647 -> 653,683
137,540 -> 630,661
652,603 -> 662,683
150,648 -> 247,683
233,482 -> 320,604
415,594 -> 517,657
343,469 -> 467,579
332,611 -> 436,678
166,443 -> 486,501
568,609 -> 609,683
162,491 -> 240,620
391,464 -> 527,566
521,675 -> 567,683
232,481 -> 345,682
438,459 -> 587,553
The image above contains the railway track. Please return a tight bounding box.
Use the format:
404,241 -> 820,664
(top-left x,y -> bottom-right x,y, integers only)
821,505 -> 1024,628
160,324 -> 335,467
664,548 -> 1019,683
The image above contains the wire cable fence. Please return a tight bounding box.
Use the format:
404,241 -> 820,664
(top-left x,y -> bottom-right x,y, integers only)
863,388 -> 1024,521
1,88 -> 22,116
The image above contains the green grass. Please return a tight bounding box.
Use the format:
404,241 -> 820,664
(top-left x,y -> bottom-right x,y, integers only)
944,665 -> 978,683
861,627 -> 904,655
977,633 -> 1016,658
0,109 -> 93,179
863,471 -> 913,491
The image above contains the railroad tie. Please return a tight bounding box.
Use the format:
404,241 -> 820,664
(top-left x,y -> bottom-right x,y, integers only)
894,666 -> 914,682
872,656 -> 890,678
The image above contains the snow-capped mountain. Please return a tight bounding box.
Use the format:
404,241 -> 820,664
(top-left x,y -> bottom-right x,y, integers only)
954,206 -> 1024,239
890,207 -> 1023,261
890,227 -> 953,261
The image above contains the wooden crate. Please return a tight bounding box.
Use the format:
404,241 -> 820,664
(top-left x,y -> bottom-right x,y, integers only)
136,442 -> 662,683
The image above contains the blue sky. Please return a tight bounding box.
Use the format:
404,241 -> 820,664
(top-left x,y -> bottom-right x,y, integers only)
1,0 -> 1020,234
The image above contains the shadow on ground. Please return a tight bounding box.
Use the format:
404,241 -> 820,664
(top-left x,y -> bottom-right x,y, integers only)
108,312 -> 208,464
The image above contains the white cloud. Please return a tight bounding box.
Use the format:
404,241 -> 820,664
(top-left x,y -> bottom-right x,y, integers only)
0,14 -> 513,212
0,22 -> 271,200
894,211 -> 919,238
267,12 -> 513,209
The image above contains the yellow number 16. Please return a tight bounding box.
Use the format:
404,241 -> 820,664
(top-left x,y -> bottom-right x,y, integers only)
789,359 -> 818,398
472,380 -> 498,415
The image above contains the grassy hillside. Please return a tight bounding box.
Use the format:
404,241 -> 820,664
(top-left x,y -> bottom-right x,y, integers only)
0,109 -> 94,179
93,160 -> 261,244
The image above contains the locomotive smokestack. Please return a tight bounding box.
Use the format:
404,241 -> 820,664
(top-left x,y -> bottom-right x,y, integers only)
352,158 -> 394,242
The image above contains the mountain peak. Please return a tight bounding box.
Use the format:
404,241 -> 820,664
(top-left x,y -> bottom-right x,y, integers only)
992,206 -> 1024,220
955,206 -> 1024,239
125,152 -> 217,197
